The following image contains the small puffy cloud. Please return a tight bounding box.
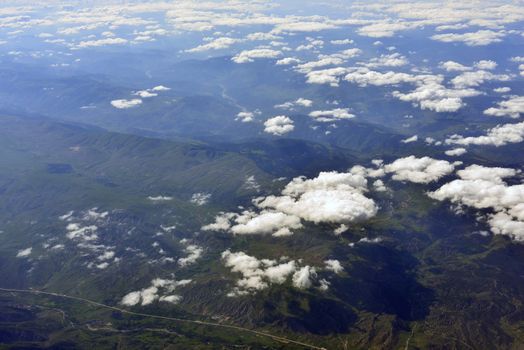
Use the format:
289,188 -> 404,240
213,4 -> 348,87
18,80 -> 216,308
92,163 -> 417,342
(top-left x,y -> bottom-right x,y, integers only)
439,61 -> 471,72
309,108 -> 355,122
275,98 -> 313,110
273,21 -> 337,34
292,266 -> 317,289
451,70 -> 510,89
362,53 -> 408,68
445,147 -> 467,156
151,85 -> 170,91
111,99 -> 142,109
178,244 -> 203,267
484,96 -> 524,118
392,80 -> 481,112
222,250 -> 306,295
148,195 -> 173,201
236,111 -> 255,122
474,60 -> 497,70
431,30 -> 506,46
264,115 -> 294,136
429,165 -> 524,241
384,156 -> 457,184
230,210 -> 303,237
306,67 -> 349,87
494,87 -> 511,93
331,39 -> 354,45
232,48 -> 281,63
121,278 -> 191,306
75,37 -> 128,49
401,135 -> 418,143
203,170 -> 377,236
134,90 -> 157,98
186,37 -> 242,52
16,247 -> 32,258
446,121 -> 524,147
276,57 -> 301,65
190,192 -> 211,206
324,259 -> 344,274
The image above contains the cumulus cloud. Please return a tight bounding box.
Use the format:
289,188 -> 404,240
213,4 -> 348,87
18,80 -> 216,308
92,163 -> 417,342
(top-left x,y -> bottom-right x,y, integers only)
292,266 -> 317,289
431,30 -> 506,46
74,37 -> 128,49
324,259 -> 344,274
236,111 -> 256,122
451,70 -> 510,89
148,195 -> 173,201
445,121 -> 524,147
185,37 -> 242,52
232,48 -> 281,63
361,53 -> 408,68
264,115 -> 294,136
275,98 -> 313,110
401,135 -> 418,143
445,147 -> 467,156
203,171 -> 377,237
308,108 -> 355,122
121,278 -> 191,306
178,244 -> 203,267
484,96 -> 524,118
474,60 -> 497,70
384,156 -> 457,183
439,61 -> 471,72
429,165 -> 524,241
111,98 -> 142,109
190,192 -> 211,206
16,247 -> 32,258
221,250 -> 307,295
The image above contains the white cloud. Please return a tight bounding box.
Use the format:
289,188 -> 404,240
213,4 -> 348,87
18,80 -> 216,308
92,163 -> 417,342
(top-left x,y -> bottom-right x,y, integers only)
484,96 -> 524,118
331,39 -> 354,45
75,37 -> 128,49
148,195 -> 173,201
236,111 -> 255,123
221,250 -> 308,295
186,37 -> 242,52
308,108 -> 355,122
292,266 -> 316,289
264,115 -> 294,136
111,99 -> 142,109
275,98 -> 313,110
439,61 -> 471,72
362,53 -> 408,68
276,57 -> 301,65
232,48 -> 281,63
121,278 -> 191,306
134,90 -> 157,98
431,30 -> 506,46
324,259 -> 344,274
445,147 -> 467,156
190,192 -> 211,206
494,87 -> 511,93
203,170 -> 377,236
151,85 -> 170,91
446,121 -> 524,147
16,247 -> 32,258
401,135 -> 418,143
230,210 -> 303,237
384,156 -> 457,184
451,70 -> 510,89
429,165 -> 524,241
178,244 -> 203,267
474,60 -> 497,70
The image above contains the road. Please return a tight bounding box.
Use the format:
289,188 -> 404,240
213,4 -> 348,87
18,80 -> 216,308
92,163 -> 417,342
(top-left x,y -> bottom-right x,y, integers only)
0,287 -> 327,350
